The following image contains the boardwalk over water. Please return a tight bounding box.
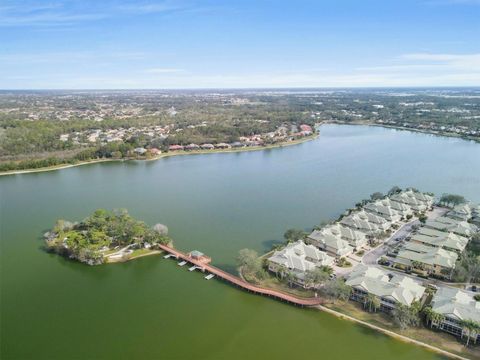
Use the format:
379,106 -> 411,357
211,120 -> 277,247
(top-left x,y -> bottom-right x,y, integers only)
157,244 -> 323,306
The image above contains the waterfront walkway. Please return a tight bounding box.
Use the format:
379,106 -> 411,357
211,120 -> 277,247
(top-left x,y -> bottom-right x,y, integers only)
157,244 -> 323,306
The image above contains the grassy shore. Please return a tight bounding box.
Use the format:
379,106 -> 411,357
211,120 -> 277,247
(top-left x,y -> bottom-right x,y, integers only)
322,300 -> 478,359
242,268 -> 476,359
0,134 -> 317,177
105,248 -> 162,263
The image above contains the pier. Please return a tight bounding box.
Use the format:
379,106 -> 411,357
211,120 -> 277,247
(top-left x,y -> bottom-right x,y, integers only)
157,244 -> 324,307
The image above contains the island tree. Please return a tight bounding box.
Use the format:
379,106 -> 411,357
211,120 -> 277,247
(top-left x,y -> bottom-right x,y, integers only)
44,209 -> 170,265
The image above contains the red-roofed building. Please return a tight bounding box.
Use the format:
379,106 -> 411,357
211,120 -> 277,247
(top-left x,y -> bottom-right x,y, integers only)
300,124 -> 313,132
149,148 -> 161,155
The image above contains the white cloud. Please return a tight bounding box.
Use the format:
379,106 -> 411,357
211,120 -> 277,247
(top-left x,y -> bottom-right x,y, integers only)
0,2 -> 108,27
400,53 -> 480,70
2,52 -> 480,89
10,68 -> 479,89
0,51 -> 147,64
0,1 -> 191,27
117,2 -> 181,14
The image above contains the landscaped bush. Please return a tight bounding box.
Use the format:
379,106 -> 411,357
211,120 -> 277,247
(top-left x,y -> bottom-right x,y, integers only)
337,257 -> 352,268
394,263 -> 408,271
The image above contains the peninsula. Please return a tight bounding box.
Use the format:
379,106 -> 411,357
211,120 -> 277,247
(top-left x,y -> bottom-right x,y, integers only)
238,188 -> 480,358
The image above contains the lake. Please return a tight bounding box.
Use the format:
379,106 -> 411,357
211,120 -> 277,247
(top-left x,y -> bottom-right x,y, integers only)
1,124 -> 479,359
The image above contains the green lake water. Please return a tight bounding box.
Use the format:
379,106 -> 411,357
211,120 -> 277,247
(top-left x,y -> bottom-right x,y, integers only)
1,124 -> 479,359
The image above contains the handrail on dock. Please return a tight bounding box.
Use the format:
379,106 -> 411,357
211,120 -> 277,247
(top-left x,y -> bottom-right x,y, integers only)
158,244 -> 323,306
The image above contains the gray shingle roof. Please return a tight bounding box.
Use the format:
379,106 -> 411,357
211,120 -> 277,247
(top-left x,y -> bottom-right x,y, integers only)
411,231 -> 468,252
431,287 -> 480,323
397,243 -> 458,269
346,265 -> 425,306
268,241 -> 334,273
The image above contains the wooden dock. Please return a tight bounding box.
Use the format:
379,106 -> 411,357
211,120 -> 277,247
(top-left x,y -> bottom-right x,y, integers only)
158,244 -> 324,307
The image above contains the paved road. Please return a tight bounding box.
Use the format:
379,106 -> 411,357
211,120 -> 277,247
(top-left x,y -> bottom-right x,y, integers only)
362,220 -> 419,266
361,206 -> 449,267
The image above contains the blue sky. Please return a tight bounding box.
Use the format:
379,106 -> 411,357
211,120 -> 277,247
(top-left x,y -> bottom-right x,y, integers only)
1,0 -> 479,89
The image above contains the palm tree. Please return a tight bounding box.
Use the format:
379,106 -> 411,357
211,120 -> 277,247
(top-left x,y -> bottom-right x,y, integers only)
461,319 -> 480,347
370,296 -> 381,313
284,270 -> 296,288
422,306 -> 445,328
364,293 -> 380,312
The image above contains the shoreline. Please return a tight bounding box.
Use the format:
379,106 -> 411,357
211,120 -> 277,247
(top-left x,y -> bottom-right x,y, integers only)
316,304 -> 470,360
240,267 -> 472,359
0,134 -> 318,177
2,122 -> 479,177
237,261 -> 470,359
330,120 -> 480,143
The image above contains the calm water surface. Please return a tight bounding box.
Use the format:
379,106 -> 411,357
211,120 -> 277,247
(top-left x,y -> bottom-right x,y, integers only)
2,124 -> 479,359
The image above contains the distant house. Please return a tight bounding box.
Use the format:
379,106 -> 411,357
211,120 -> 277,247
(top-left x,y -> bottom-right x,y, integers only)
430,287 -> 480,342
215,143 -> 231,149
185,143 -> 200,151
230,141 -> 244,148
148,148 -> 161,155
134,147 -> 147,155
168,145 -> 184,151
267,240 -> 334,288
299,124 -> 313,133
346,265 -> 426,312
307,230 -> 354,258
201,143 -> 215,150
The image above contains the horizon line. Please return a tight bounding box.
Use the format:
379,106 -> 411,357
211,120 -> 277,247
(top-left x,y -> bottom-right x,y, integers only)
1,85 -> 480,92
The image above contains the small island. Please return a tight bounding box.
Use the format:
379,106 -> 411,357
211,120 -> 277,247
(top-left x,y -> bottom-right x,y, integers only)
44,209 -> 171,265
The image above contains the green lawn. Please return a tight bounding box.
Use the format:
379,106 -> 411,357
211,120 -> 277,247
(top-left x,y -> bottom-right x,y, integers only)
128,248 -> 160,258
